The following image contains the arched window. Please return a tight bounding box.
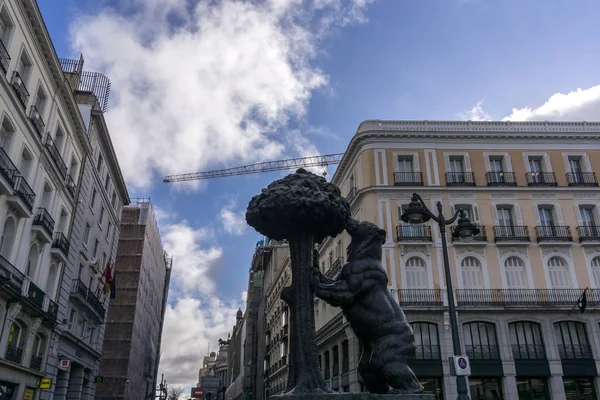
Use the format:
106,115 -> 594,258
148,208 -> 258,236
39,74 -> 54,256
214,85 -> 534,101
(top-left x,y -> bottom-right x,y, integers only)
554,321 -> 592,359
46,263 -> 58,299
547,256 -> 572,288
6,320 -> 27,364
0,116 -> 16,151
504,256 -> 528,288
463,322 -> 499,359
405,257 -> 428,289
411,322 -> 440,359
18,147 -> 33,182
332,345 -> 339,376
0,216 -> 16,260
324,350 -> 330,379
341,340 -> 349,373
461,257 -> 484,289
591,257 -> 600,287
509,322 -> 545,359
30,333 -> 46,371
26,243 -> 40,279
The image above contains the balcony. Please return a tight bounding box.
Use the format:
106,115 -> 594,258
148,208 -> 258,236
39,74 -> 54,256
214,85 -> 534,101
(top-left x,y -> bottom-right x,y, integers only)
486,171 -> 517,186
393,289 -> 443,307
567,172 -> 598,187
446,172 -> 475,187
65,174 -> 77,198
70,279 -> 106,320
0,255 -> 25,298
415,345 -> 441,360
0,147 -> 18,195
11,71 -> 29,108
465,345 -> 500,360
512,344 -> 546,360
0,39 -> 9,74
44,135 -> 68,179
393,172 -> 423,186
7,175 -> 35,217
5,344 -> 23,364
396,225 -> 432,242
31,208 -> 55,244
30,355 -> 43,371
493,226 -> 530,243
46,299 -> 58,324
27,281 -> 45,309
455,289 -> 598,308
557,344 -> 593,360
451,225 -> 487,244
577,226 -> 600,243
535,226 -> 572,243
346,187 -> 357,202
29,106 -> 45,138
51,232 -> 70,263
526,172 -> 557,187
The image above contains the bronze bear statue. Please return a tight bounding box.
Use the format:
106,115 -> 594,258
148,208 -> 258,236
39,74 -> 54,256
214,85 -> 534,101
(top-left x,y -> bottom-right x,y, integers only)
312,218 -> 422,394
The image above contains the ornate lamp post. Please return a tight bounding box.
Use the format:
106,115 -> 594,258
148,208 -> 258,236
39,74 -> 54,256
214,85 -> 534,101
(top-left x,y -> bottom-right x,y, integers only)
401,193 -> 480,400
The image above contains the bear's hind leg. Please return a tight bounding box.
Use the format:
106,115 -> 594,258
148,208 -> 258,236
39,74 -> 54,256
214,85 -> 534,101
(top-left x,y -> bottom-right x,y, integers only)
382,361 -> 422,394
358,347 -> 388,394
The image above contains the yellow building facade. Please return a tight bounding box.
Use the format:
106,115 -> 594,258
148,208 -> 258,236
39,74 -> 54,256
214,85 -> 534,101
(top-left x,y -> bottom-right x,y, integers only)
315,120 -> 600,400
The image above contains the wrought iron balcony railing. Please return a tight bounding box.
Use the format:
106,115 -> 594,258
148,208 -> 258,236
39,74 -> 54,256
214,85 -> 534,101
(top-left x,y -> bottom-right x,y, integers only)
396,225 -> 432,242
71,279 -> 105,318
0,254 -> 24,295
451,224 -> 487,242
47,299 -> 58,322
52,232 -> 70,257
446,172 -> 475,186
0,147 -> 18,188
578,226 -> 600,242
30,355 -> 43,371
29,106 -> 45,137
393,172 -> 423,186
415,345 -> 441,360
535,226 -> 572,242
11,71 -> 29,108
455,288 -> 598,307
0,39 -> 10,74
5,344 -> 23,364
13,175 -> 35,212
512,344 -> 546,360
465,344 -> 500,360
557,344 -> 593,360
44,135 -> 68,178
526,172 -> 557,186
567,172 -> 598,187
493,225 -> 530,242
33,208 -> 55,237
392,289 -> 443,306
486,171 -> 517,186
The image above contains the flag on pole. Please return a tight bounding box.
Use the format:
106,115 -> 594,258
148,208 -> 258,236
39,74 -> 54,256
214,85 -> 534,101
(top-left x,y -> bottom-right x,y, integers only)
110,270 -> 117,299
104,263 -> 112,294
578,288 -> 588,314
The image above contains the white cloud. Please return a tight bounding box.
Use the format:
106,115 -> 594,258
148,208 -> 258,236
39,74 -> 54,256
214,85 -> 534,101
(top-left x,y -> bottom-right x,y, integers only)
502,85 -> 600,121
69,0 -> 374,190
459,99 -> 492,121
219,201 -> 247,236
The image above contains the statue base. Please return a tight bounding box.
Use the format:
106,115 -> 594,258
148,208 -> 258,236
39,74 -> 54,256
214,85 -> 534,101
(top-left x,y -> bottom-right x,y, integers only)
270,393 -> 435,400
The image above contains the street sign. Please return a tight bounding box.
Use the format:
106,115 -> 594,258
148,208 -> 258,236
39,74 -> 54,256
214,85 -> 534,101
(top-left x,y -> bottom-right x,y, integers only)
193,387 -> 204,398
451,355 -> 471,376
58,359 -> 71,372
39,378 -> 52,389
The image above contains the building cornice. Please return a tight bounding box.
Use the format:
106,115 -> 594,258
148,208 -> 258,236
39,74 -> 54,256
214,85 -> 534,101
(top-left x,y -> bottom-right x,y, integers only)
20,0 -> 92,154
332,120 -> 600,186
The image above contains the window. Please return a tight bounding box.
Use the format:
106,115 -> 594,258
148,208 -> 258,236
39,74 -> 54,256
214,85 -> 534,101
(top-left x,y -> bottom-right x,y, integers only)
332,345 -> 339,376
405,257 -> 428,289
395,155 -> 417,184
328,252 -> 333,268
563,378 -> 597,399
447,156 -> 466,184
591,257 -> 600,288
89,326 -> 96,345
91,189 -> 97,211
579,206 -> 596,227
16,51 -> 32,84
509,322 -> 545,359
111,192 -> 117,208
0,216 -> 17,260
68,308 -> 76,331
99,206 -> 105,227
487,156 -> 509,184
97,153 -> 103,171
335,241 -> 342,260
412,322 -> 440,359
496,206 -> 514,227
568,156 -> 583,175
537,206 -> 555,232
18,147 -> 33,182
54,126 -> 65,154
84,223 -> 91,246
34,86 -> 48,116
516,378 -> 549,400
0,6 -> 15,48
469,379 -> 503,400
30,333 -> 46,370
78,315 -> 87,337
341,340 -> 349,373
7,320 -> 26,362
0,117 -> 15,151
461,257 -> 484,289
46,263 -> 58,299
104,174 -> 110,191
547,256 -> 572,289
94,239 -> 100,258
463,322 -> 499,359
26,243 -> 40,278
107,222 -> 113,243
504,256 -> 528,289
324,351 -> 330,379
553,321 -> 592,359
397,156 -> 414,173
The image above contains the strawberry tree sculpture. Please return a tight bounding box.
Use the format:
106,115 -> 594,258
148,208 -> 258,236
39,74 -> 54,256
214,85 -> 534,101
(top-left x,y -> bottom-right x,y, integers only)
246,168 -> 350,395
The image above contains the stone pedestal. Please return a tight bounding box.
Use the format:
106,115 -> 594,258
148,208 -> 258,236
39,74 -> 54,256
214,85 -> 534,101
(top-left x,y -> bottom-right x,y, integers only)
270,393 -> 435,400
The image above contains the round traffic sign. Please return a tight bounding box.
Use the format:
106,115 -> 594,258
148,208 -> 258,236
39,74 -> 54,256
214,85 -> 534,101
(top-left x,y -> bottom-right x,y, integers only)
457,357 -> 468,370
194,388 -> 204,398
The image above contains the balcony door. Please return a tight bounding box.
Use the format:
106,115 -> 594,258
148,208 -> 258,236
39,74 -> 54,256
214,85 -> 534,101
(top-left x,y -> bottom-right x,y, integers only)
529,157 -> 543,183
569,157 -> 584,183
396,156 -> 414,184
537,207 -> 555,237
496,206 -> 515,237
579,207 -> 597,237
489,157 -> 504,184
449,156 -> 465,183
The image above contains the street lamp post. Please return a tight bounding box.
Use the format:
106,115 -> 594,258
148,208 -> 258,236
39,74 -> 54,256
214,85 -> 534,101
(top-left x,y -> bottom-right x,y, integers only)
401,193 -> 480,400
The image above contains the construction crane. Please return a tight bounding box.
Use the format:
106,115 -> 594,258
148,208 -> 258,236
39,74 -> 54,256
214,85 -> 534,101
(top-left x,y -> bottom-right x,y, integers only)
163,153 -> 344,183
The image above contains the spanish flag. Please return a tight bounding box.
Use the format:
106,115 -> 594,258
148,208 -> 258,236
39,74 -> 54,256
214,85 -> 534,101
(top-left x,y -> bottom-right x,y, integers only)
104,263 -> 112,294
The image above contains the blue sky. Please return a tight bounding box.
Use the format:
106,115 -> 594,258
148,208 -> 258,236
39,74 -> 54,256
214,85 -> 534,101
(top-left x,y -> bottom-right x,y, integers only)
38,0 -> 600,389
